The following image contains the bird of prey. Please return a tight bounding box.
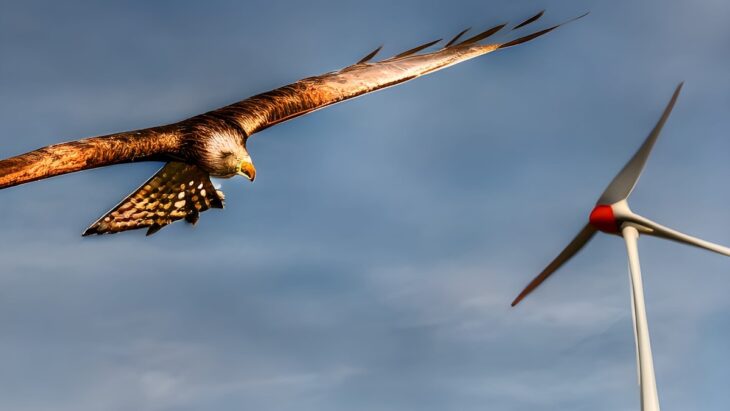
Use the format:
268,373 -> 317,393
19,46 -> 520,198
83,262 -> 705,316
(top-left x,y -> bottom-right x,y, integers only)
0,11 -> 584,236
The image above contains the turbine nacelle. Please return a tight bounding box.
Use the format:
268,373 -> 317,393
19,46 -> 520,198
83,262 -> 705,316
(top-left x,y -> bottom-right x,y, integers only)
588,203 -> 621,233
589,201 -> 653,235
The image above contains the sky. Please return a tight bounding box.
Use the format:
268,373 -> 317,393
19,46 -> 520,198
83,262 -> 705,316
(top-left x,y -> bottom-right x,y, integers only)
1,0 -> 729,410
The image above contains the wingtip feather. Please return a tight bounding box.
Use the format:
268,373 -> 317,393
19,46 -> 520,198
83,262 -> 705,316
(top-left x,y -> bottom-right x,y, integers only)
459,23 -> 507,46
498,11 -> 588,50
444,27 -> 471,48
357,45 -> 383,64
512,10 -> 545,30
392,38 -> 442,59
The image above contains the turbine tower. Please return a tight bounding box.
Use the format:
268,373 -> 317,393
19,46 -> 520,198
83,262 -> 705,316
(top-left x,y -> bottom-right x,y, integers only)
511,83 -> 730,411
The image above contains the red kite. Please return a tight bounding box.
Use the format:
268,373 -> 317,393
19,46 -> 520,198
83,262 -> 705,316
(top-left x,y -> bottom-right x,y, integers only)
0,11 -> 584,235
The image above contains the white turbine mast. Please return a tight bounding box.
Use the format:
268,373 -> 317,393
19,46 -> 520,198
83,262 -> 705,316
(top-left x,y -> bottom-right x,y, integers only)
511,83 -> 730,411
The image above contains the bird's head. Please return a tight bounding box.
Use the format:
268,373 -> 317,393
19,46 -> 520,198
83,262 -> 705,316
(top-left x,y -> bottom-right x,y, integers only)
214,144 -> 256,181
197,126 -> 256,181
235,155 -> 256,182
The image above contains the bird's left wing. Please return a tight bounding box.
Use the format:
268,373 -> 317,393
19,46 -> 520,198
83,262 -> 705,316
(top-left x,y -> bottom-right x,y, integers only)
211,11 -> 586,136
83,161 -> 224,236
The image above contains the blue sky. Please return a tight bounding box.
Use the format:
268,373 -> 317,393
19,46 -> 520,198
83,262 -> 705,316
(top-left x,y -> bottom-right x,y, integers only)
1,0 -> 729,410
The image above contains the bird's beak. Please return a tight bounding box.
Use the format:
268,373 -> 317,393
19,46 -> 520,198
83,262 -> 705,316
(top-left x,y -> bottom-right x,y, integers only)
238,161 -> 256,182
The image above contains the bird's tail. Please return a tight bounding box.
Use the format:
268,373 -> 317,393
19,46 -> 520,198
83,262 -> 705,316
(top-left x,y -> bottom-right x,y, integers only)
0,127 -> 181,190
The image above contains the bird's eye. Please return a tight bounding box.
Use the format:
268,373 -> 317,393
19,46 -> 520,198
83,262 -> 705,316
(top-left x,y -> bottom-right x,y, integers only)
220,151 -> 233,159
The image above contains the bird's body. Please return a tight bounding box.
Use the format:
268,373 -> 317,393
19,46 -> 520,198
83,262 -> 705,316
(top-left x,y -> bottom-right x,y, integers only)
0,11 -> 582,235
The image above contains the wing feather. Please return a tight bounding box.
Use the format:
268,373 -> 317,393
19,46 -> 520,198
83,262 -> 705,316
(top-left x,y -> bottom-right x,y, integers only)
512,10 -> 545,30
356,45 -> 383,64
457,23 -> 506,46
210,12 -> 585,136
444,28 -> 471,48
390,39 -> 442,59
0,126 -> 181,190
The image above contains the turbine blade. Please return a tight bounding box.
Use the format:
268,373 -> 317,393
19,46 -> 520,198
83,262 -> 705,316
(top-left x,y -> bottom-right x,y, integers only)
597,83 -> 683,204
511,224 -> 597,306
629,214 -> 730,257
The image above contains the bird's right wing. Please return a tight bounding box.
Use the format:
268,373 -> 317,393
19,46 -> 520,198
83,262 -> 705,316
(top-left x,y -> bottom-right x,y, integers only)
83,161 -> 224,236
210,11 -> 587,136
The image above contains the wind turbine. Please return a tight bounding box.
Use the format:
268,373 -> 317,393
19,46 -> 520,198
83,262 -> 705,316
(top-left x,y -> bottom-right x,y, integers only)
510,82 -> 730,411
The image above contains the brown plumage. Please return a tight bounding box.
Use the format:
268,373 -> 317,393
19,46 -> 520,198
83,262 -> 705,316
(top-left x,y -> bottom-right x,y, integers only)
0,11 -> 585,236
83,162 -> 225,236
